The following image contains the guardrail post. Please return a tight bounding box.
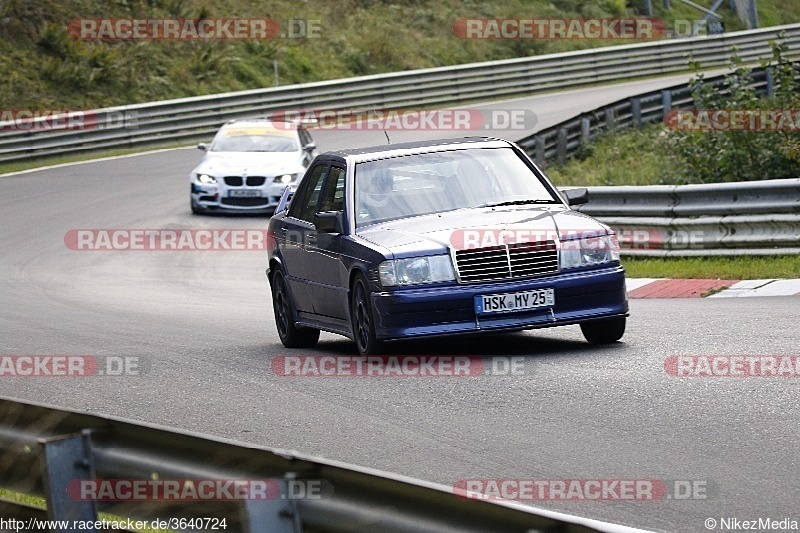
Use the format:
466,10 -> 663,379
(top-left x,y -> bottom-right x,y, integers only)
534,137 -> 546,166
766,68 -> 774,97
40,430 -> 98,530
631,98 -> 642,128
605,107 -> 615,131
662,90 -> 672,113
581,118 -> 591,145
240,479 -> 301,533
556,128 -> 568,164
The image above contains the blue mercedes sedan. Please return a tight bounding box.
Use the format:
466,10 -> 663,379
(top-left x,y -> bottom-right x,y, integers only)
266,137 -> 628,355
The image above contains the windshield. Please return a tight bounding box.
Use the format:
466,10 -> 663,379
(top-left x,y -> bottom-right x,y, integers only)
353,147 -> 559,227
211,130 -> 299,153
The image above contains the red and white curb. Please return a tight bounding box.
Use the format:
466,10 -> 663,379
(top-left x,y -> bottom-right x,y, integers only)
626,278 -> 800,299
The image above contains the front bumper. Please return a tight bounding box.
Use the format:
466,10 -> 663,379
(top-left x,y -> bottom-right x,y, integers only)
371,264 -> 628,340
191,183 -> 286,213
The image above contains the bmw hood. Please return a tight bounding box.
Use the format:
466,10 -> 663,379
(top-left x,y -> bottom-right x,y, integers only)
193,151 -> 304,177
356,206 -> 612,259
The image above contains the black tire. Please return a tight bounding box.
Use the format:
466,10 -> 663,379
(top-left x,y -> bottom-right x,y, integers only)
271,270 -> 320,348
350,274 -> 383,355
580,317 -> 626,344
191,199 -> 202,215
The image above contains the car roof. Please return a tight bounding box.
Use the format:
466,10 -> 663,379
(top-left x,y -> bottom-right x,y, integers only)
220,119 -> 300,132
321,137 -> 514,164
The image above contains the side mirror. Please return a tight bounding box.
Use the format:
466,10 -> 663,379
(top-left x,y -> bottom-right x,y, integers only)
314,211 -> 344,234
197,143 -> 208,151
303,142 -> 316,152
276,185 -> 297,213
562,188 -> 588,207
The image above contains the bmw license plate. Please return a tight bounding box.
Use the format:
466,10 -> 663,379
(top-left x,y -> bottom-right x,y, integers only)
475,288 -> 554,315
229,189 -> 261,197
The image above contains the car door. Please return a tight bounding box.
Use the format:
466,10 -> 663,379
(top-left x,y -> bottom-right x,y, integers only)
279,163 -> 327,314
304,166 -> 349,320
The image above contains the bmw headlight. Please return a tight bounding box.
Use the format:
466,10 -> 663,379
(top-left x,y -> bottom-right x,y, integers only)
197,174 -> 217,184
378,255 -> 456,287
560,234 -> 619,270
274,174 -> 294,184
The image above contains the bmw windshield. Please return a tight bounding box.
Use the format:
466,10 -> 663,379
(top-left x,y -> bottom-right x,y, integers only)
211,129 -> 299,153
353,147 -> 561,227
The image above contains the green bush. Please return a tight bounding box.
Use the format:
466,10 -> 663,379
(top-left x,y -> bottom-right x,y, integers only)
668,35 -> 800,182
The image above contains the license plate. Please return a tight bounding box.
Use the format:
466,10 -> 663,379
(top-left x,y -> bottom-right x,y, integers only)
475,288 -> 554,315
229,189 -> 261,197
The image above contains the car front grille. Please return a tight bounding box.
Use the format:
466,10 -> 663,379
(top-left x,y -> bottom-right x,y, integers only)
220,197 -> 270,207
454,241 -> 558,283
223,176 -> 267,186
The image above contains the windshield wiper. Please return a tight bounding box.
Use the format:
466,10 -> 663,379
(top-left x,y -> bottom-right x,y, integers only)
481,199 -> 560,208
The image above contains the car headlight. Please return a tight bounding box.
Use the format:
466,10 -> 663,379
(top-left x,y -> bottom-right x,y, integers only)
378,255 -> 456,287
274,174 -> 294,184
197,174 -> 216,184
560,234 -> 619,270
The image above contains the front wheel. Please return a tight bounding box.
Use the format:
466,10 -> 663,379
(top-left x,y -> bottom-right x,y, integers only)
271,270 -> 320,348
580,317 -> 626,344
350,274 -> 383,355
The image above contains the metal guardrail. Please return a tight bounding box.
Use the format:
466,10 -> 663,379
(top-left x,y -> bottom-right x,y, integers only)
568,179 -> 800,256
517,47 -> 800,256
517,67 -> 788,166
2,24 -> 800,163
0,397 -> 650,533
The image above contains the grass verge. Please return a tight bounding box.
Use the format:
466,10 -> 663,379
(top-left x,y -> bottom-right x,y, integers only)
0,489 -> 174,533
545,124 -> 687,186
622,255 -> 800,279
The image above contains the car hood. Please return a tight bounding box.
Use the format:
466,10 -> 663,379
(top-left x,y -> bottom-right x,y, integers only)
193,151 -> 304,177
356,206 -> 612,258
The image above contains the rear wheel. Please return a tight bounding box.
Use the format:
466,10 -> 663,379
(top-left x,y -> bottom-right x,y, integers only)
350,274 -> 382,355
580,317 -> 626,344
271,270 -> 320,348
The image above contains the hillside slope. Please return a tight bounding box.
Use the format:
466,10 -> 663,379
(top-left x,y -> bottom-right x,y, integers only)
1,0 -> 798,110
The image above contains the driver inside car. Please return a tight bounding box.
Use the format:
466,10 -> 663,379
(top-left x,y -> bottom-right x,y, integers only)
356,167 -> 395,222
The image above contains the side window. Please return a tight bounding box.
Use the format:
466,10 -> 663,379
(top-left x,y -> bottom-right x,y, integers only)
288,164 -> 327,223
318,167 -> 346,213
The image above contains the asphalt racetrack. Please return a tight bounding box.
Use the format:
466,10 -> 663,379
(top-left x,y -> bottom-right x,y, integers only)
1,76 -> 798,532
